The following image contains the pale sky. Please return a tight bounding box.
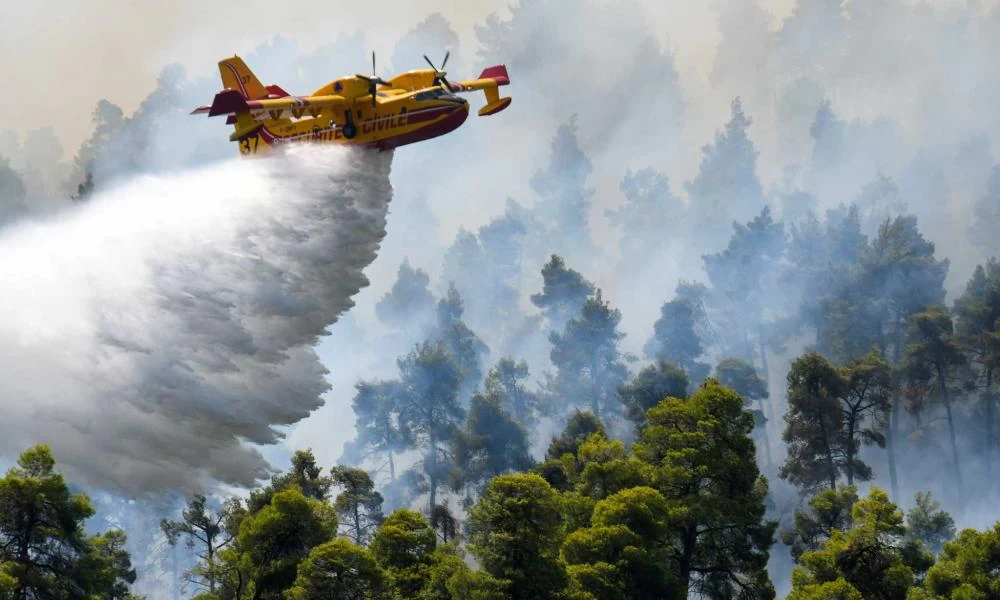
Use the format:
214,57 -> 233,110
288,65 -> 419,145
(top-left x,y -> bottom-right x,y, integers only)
3,0 -> 991,166
0,0 -> 799,156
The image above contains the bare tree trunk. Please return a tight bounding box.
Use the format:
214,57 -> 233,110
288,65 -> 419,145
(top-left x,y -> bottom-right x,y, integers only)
886,389 -> 900,501
678,524 -> 698,600
353,504 -> 363,545
986,370 -> 994,491
757,331 -> 774,469
207,540 -> 215,594
887,332 -> 903,502
846,413 -> 856,486
938,368 -> 963,494
758,397 -> 774,469
429,433 -> 438,512
171,542 -> 180,600
819,414 -> 837,491
386,420 -> 396,482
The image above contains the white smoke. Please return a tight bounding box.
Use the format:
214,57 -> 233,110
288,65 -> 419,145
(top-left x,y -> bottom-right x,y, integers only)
0,145 -> 394,495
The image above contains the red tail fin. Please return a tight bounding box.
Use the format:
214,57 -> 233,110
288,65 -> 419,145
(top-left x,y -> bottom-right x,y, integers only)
478,65 -> 510,86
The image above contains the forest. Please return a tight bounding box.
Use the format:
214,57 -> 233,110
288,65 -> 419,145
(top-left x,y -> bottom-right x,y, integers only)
2,0 -> 1000,598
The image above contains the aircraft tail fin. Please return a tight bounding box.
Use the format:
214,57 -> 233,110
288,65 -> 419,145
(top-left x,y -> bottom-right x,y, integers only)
478,65 -> 510,86
475,65 -> 512,116
218,56 -> 269,100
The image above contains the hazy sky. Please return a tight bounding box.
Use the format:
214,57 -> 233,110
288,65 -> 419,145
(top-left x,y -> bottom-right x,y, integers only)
0,0 -> 807,155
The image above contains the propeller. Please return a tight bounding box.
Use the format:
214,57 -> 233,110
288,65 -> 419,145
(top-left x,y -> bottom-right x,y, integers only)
423,51 -> 456,92
356,51 -> 389,107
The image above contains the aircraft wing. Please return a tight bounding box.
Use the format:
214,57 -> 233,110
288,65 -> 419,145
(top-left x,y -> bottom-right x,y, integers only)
191,89 -> 348,120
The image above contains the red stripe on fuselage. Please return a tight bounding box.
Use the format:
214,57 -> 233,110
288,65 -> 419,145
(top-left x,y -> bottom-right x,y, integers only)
255,104 -> 468,150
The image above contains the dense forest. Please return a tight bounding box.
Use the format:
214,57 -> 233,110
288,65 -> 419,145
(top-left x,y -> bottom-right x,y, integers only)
2,0 -> 1000,598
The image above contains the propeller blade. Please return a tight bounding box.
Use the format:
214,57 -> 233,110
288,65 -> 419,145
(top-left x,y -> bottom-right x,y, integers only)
423,54 -> 437,71
441,51 -> 450,70
372,51 -> 376,76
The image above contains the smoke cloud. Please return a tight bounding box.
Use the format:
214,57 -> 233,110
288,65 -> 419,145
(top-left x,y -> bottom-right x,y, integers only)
0,145 -> 393,495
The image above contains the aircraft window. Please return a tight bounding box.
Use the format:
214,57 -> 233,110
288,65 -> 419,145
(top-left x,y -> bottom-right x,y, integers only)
414,88 -> 446,101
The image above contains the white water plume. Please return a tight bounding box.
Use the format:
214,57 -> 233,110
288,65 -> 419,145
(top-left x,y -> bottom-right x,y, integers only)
0,144 -> 394,495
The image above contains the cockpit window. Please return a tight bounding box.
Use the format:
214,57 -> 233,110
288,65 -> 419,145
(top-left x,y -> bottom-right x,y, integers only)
414,88 -> 447,101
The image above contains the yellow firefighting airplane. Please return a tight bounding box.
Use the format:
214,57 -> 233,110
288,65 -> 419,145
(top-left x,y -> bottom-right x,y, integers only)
191,52 -> 511,155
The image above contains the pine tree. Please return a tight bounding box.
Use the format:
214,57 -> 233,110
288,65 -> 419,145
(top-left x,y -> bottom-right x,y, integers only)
370,509 -> 436,598
160,494 -> 238,594
346,380 -> 409,482
644,295 -> 710,384
903,306 -> 967,492
788,488 -> 932,600
781,352 -> 848,493
779,349 -> 890,492
606,167 -> 683,261
546,410 -> 607,461
530,116 -> 595,261
816,214 -> 948,500
905,491 -> 955,556
530,254 -> 595,332
685,98 -> 765,238
247,449 -> 334,513
468,474 -> 568,599
839,348 -> 892,485
854,173 -> 907,233
716,357 -> 773,466
230,488 -> 338,598
330,466 -> 384,546
375,260 -> 436,335
781,485 -> 859,560
451,393 -> 534,500
0,446 -> 138,598
953,259 -> 1000,484
435,284 -> 490,402
0,154 -> 26,221
970,165 -> 1000,257
396,342 -> 465,510
483,357 -> 541,428
562,487 -> 680,598
702,206 -> 787,369
617,360 -> 689,427
286,538 -> 389,600
920,523 -> 1000,597
442,207 -> 529,344
546,290 -> 630,419
633,380 -> 776,598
